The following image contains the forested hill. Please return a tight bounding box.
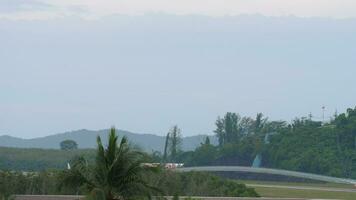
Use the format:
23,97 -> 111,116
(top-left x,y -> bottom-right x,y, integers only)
175,107 -> 356,179
264,109 -> 356,178
0,129 -> 217,152
4,108 -> 356,179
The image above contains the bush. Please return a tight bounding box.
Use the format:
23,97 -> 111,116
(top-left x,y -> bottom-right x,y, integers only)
147,171 -> 259,197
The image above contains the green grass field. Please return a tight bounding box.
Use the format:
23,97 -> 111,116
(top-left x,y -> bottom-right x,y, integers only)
237,180 -> 356,200
239,180 -> 355,189
254,186 -> 356,200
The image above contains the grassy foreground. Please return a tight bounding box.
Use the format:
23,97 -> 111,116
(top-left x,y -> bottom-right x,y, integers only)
240,180 -> 356,189
254,186 -> 356,200
238,180 -> 356,200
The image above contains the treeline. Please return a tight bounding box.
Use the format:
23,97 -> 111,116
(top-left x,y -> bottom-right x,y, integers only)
0,147 -> 95,171
264,108 -> 356,178
3,107 -> 356,179
173,112 -> 281,166
172,107 -> 356,179
0,128 -> 258,199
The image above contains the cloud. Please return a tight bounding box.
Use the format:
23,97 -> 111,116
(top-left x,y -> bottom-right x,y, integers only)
2,0 -> 356,19
0,0 -> 356,19
46,0 -> 356,18
0,0 -> 54,13
0,0 -> 91,20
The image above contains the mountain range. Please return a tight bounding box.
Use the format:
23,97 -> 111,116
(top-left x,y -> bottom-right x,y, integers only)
0,129 -> 217,152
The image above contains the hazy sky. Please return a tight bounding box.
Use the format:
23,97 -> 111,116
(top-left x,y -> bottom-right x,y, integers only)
1,1 -> 356,138
1,0 -> 356,19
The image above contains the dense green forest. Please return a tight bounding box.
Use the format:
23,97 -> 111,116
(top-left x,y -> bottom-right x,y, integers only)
173,107 -> 356,179
2,107 -> 356,179
264,109 -> 356,178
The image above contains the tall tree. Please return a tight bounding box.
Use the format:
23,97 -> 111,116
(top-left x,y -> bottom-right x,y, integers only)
224,112 -> 240,142
162,126 -> 182,162
215,112 -> 242,145
254,113 -> 263,133
214,117 -> 225,146
239,116 -> 255,135
254,113 -> 268,134
168,126 -> 182,162
59,127 -> 160,200
204,136 -> 210,145
60,140 -> 78,150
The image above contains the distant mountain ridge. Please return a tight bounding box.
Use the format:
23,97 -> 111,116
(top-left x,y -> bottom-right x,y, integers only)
0,129 -> 217,152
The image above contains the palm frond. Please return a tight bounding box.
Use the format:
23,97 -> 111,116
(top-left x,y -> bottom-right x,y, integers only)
60,127 -> 160,200
59,156 -> 95,190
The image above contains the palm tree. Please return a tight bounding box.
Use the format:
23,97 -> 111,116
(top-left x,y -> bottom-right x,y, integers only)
59,127 -> 160,200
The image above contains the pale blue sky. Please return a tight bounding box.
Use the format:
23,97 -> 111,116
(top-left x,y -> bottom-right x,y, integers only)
1,1 -> 356,138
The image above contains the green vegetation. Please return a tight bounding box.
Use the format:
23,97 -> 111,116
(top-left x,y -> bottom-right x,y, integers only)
236,180 -> 356,200
0,170 -> 258,199
176,112 -> 282,167
0,170 -> 76,199
0,147 -> 95,171
3,107 -> 356,180
238,179 -> 355,189
0,128 -> 258,199
264,107 -> 356,178
59,128 -> 160,200
253,185 -> 356,200
4,107 -> 356,198
172,107 -> 356,179
149,171 -> 259,197
163,126 -> 183,162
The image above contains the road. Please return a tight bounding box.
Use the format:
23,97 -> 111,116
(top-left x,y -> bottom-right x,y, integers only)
177,166 -> 356,184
